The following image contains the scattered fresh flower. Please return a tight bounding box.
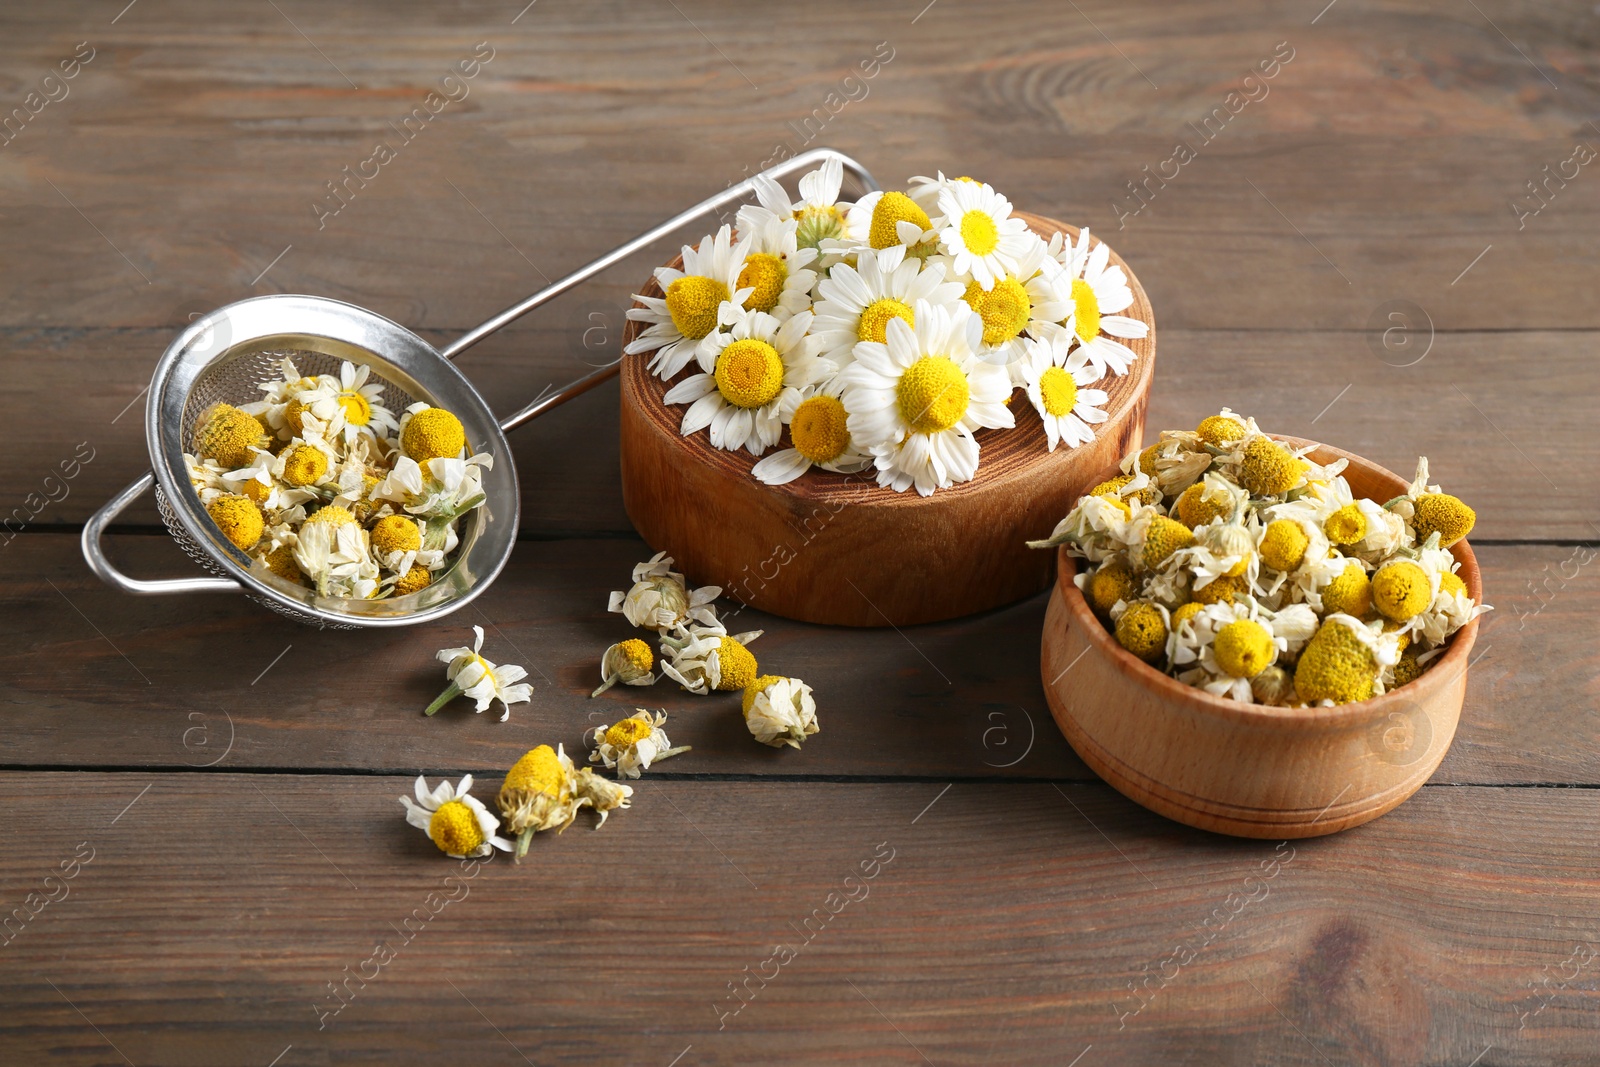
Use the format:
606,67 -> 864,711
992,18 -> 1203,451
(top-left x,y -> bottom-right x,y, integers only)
400,774 -> 513,859
426,625 -> 533,721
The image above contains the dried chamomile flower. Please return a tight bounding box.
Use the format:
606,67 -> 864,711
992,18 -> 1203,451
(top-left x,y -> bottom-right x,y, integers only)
1112,600 -> 1168,664
588,709 -> 690,778
660,626 -> 764,695
426,625 -> 533,721
1294,614 -> 1401,705
400,774 -> 513,859
608,552 -> 721,633
1388,457 -> 1477,547
498,745 -> 582,859
742,675 -> 820,749
572,768 -> 633,828
592,638 -> 658,697
195,402 -> 270,468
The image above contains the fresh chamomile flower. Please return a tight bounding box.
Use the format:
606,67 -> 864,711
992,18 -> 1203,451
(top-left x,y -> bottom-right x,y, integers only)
592,638 -> 658,697
808,245 -> 965,369
1018,333 -> 1108,452
837,190 -> 941,258
934,180 -> 1036,290
608,552 -> 721,632
626,225 -> 755,380
1047,227 -> 1149,379
741,675 -> 819,749
738,156 -> 852,254
659,626 -> 764,696
839,300 -> 1015,496
497,745 -> 582,859
731,213 -> 820,320
906,171 -> 980,212
750,379 -> 873,486
588,708 -> 691,778
307,361 -> 398,448
425,625 -> 533,722
400,774 -> 513,859
663,308 -> 830,456
954,235 -> 1071,374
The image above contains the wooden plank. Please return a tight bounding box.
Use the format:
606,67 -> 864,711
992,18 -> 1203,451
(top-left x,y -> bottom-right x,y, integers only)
0,773 -> 1596,1064
14,326 -> 1596,541
0,1 -> 1595,332
3,534 -> 1589,787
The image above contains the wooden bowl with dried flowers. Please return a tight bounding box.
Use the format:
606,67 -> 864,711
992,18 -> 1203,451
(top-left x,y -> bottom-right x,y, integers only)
619,176 -> 1157,626
1039,431 -> 1486,838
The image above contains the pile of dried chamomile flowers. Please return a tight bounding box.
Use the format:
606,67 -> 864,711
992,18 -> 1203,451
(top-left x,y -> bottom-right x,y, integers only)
598,551 -> 820,750
1030,409 -> 1490,706
186,357 -> 489,599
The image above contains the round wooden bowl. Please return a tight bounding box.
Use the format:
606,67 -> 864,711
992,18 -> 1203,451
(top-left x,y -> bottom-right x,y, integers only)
1040,437 -> 1483,838
619,213 -> 1156,626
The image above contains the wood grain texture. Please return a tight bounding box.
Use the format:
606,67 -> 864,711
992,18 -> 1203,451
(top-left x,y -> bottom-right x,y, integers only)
1043,440 -> 1482,838
619,213 -> 1154,625
2,773 -> 1599,1065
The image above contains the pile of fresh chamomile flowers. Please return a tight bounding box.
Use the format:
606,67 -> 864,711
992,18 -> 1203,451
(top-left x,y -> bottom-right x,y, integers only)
1030,409 -> 1490,706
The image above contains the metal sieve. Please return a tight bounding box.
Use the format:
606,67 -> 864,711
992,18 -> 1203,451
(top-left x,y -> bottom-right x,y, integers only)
82,148 -> 880,629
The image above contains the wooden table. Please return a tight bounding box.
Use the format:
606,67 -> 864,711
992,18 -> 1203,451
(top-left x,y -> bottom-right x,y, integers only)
4,2 -> 1595,1063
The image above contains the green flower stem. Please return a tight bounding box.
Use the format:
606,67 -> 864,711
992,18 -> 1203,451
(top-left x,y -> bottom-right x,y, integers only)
424,681 -> 461,716
515,828 -> 535,863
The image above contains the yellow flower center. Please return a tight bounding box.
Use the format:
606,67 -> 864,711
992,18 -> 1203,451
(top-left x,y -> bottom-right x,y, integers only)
1141,516 -> 1194,570
664,275 -> 730,340
207,494 -> 264,551
1070,279 -> 1101,341
604,717 -> 654,748
1323,503 -> 1368,546
1086,559 -> 1134,616
394,564 -> 432,595
1193,573 -> 1249,605
856,298 -> 915,344
1372,561 -> 1431,621
1295,619 -> 1378,704
1260,519 -> 1310,572
715,637 -> 758,691
1439,571 -> 1468,599
790,395 -> 851,464
1037,366 -> 1078,417
240,478 -> 271,504
263,543 -> 304,583
503,745 -> 570,801
371,514 -> 421,555
1239,437 -> 1307,497
896,356 -> 970,434
283,398 -> 311,436
1413,493 -> 1476,547
1321,563 -> 1372,619
616,638 -> 653,673
1214,619 -> 1274,678
958,209 -> 1000,256
1115,602 -> 1167,664
280,444 -> 328,488
794,205 -> 846,250
305,504 -> 357,528
336,391 -> 372,426
738,253 -> 789,313
1172,602 -> 1204,628
1196,415 -> 1247,446
963,278 -> 1031,345
714,339 -> 785,409
1138,444 -> 1162,476
868,192 -> 931,250
401,407 -> 466,464
741,674 -> 783,715
427,799 -> 485,855
1175,483 -> 1230,529
195,403 -> 266,468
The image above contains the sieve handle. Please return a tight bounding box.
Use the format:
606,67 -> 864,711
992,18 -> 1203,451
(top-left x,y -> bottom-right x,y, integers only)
445,146 -> 882,434
82,473 -> 241,596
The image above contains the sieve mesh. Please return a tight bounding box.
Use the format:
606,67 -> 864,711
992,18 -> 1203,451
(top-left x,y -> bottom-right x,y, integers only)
165,346 -> 441,630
